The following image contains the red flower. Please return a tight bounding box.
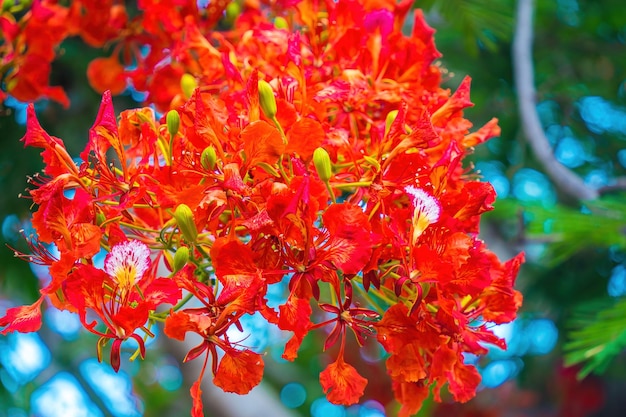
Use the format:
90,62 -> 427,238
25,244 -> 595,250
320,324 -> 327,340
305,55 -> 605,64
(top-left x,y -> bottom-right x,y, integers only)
164,265 -> 265,416
64,240 -> 181,371
2,0 -> 525,413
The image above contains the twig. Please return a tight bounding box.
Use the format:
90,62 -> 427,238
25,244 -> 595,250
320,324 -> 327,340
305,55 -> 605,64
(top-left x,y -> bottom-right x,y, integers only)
598,176 -> 626,196
512,0 -> 598,201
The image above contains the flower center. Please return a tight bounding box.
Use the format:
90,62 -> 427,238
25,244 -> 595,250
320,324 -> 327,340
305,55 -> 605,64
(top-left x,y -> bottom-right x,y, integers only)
104,240 -> 151,290
404,185 -> 441,245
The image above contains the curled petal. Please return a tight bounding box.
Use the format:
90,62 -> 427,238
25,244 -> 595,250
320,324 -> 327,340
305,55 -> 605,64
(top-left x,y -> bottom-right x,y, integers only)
190,380 -> 204,417
110,338 -> 123,372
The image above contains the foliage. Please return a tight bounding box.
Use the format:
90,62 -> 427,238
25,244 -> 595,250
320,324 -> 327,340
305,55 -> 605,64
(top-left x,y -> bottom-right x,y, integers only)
564,297 -> 626,379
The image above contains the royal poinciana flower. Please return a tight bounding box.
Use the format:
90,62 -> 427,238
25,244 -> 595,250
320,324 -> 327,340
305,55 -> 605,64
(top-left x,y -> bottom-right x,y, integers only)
1,1 -> 524,416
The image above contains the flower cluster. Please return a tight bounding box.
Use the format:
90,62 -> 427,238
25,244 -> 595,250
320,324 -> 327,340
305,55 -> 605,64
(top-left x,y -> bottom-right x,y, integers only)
0,0 -> 228,106
1,0 -> 523,416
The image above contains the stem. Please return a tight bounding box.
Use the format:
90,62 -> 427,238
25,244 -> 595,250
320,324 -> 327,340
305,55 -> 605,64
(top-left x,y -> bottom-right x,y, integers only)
512,0 -> 597,201
332,181 -> 372,189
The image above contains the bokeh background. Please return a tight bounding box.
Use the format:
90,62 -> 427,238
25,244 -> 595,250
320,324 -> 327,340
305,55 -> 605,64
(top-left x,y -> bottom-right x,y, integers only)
2,0 -> 626,416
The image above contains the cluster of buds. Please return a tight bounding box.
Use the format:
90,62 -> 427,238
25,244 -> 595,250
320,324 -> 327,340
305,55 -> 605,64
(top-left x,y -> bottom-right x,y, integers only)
0,1 -> 523,416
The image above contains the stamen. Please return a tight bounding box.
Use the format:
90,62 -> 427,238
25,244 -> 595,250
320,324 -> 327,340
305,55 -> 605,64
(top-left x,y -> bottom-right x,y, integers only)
104,240 -> 151,289
404,185 -> 441,244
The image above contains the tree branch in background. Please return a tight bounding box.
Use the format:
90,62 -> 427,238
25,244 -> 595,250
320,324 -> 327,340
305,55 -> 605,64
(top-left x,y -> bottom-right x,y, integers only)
512,0 -> 599,202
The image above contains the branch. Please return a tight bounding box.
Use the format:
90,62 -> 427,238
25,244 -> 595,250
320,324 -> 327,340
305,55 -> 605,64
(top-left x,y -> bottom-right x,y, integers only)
598,176 -> 626,196
512,0 -> 599,201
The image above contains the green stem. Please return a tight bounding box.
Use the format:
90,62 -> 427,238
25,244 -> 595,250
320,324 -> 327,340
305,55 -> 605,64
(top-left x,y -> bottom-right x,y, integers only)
332,181 -> 372,189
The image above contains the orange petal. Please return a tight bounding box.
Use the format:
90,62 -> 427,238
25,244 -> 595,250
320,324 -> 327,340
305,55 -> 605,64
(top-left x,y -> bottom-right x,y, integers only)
213,349 -> 264,394
319,355 -> 367,406
0,297 -> 44,335
87,56 -> 127,95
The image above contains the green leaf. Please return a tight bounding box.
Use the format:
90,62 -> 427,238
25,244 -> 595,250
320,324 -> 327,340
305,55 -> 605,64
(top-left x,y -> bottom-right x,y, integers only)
564,297 -> 626,379
487,198 -> 626,266
418,0 -> 515,53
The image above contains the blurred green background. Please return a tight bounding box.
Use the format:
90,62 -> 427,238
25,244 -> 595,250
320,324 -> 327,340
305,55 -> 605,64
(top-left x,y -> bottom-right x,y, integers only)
2,0 -> 626,416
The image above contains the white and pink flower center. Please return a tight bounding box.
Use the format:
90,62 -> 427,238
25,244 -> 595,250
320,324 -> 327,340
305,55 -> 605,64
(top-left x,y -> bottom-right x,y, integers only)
405,185 -> 441,245
104,240 -> 151,290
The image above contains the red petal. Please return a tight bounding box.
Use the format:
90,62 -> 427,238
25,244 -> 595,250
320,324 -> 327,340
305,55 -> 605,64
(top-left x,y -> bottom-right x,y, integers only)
21,105 -> 73,176
213,349 -> 264,394
190,380 -> 204,417
431,76 -> 474,125
0,298 -> 44,335
110,338 -> 123,372
164,311 -> 210,341
319,355 -> 367,406
83,91 -> 121,163
279,295 -> 313,360
463,117 -> 500,147
322,203 -> 373,274
242,120 -> 285,168
144,278 -> 182,308
392,380 -> 430,417
87,57 -> 127,95
286,117 -> 325,161
386,342 -> 427,382
448,361 -> 481,403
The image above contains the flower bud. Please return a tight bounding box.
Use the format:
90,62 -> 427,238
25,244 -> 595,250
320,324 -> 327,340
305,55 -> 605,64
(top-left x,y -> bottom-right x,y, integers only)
313,147 -> 332,182
258,80 -> 277,119
225,1 -> 240,21
362,155 -> 380,172
274,16 -> 288,29
173,246 -> 190,273
201,146 -> 217,170
95,212 -> 106,226
180,74 -> 197,99
174,204 -> 198,243
166,110 -> 180,138
385,110 -> 398,136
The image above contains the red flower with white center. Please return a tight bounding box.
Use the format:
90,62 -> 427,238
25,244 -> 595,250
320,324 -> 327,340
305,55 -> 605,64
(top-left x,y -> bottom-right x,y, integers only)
64,240 -> 180,371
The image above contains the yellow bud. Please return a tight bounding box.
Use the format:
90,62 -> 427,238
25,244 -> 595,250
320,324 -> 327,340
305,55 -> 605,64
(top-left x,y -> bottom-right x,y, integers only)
258,80 -> 277,119
385,110 -> 399,136
313,147 -> 332,183
173,246 -> 190,273
274,16 -> 288,29
180,74 -> 197,100
166,110 -> 180,138
174,204 -> 198,243
201,146 -> 217,170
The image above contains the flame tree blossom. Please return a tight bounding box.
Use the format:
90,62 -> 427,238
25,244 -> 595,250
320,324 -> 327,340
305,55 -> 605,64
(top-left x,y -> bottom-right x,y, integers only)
1,1 -> 523,415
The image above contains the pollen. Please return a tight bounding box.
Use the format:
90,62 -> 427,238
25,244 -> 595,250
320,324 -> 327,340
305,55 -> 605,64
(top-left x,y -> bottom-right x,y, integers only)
405,185 -> 441,244
104,240 -> 151,289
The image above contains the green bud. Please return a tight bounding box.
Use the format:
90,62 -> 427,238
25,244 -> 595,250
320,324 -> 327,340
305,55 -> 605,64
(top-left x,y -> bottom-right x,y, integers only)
313,147 -> 332,183
180,74 -> 197,100
166,110 -> 180,138
274,16 -> 288,30
385,110 -> 399,136
174,204 -> 198,243
258,80 -> 277,119
201,146 -> 217,170
173,246 -> 190,273
363,155 -> 380,172
95,212 -> 106,226
225,2 -> 240,21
